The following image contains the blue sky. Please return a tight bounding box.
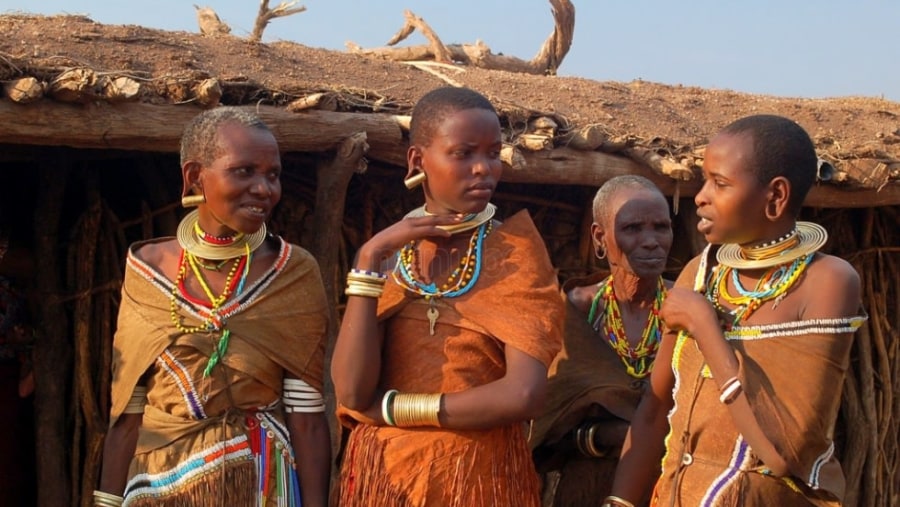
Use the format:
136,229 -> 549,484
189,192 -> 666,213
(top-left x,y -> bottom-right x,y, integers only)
5,0 -> 898,101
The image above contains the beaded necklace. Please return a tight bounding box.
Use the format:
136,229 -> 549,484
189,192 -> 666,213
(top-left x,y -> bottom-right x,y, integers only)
193,221 -> 244,246
709,253 -> 812,327
588,275 -> 666,378
169,243 -> 252,376
393,220 -> 492,335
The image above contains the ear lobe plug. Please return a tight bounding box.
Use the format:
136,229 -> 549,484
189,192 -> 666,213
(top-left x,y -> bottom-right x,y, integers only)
404,171 -> 427,189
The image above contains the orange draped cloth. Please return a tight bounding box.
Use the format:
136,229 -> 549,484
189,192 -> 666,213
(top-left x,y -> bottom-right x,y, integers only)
337,210 -> 564,507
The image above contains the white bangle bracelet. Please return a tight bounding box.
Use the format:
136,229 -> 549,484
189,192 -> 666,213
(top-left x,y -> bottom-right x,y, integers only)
719,379 -> 743,404
381,389 -> 398,426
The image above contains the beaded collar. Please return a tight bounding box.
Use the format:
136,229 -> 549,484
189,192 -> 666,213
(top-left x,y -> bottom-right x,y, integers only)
403,203 -> 497,234
176,210 -> 267,260
716,221 -> 827,270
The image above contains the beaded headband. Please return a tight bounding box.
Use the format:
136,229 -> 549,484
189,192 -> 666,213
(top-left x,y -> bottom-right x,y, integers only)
176,210 -> 267,260
716,221 -> 828,270
403,203 -> 497,234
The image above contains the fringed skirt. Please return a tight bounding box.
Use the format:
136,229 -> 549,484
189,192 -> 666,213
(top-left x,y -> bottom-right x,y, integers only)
339,423 -> 541,507
123,411 -> 300,507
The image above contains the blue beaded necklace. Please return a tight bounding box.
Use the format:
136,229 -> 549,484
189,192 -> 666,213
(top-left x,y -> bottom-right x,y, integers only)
393,221 -> 492,334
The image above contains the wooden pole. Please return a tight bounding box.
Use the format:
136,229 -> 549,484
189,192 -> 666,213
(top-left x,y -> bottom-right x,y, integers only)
72,187 -> 104,507
0,101 -> 896,207
32,152 -> 72,507
308,132 -> 369,486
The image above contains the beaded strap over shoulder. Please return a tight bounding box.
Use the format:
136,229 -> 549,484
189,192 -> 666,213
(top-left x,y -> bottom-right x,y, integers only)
724,316 -> 867,341
694,244 -> 714,292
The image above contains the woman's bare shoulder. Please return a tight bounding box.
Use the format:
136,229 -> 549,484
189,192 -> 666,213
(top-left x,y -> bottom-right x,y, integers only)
131,238 -> 180,272
797,253 -> 862,317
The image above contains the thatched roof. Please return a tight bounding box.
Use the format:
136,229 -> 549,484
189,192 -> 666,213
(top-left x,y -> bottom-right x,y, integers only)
2,13 -> 899,207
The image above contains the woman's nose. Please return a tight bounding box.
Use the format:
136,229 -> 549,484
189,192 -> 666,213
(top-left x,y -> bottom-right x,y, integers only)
695,180 -> 711,207
251,178 -> 273,196
472,155 -> 493,175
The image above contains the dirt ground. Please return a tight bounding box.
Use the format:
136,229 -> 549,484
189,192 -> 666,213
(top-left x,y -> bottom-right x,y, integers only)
2,13 -> 899,160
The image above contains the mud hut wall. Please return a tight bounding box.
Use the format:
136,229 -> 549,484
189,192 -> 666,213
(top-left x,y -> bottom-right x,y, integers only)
2,146 -> 897,507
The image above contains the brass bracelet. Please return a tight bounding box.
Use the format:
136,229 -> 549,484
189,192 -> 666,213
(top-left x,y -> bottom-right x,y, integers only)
602,495 -> 635,507
574,424 -> 588,456
347,271 -> 387,285
391,392 -> 442,427
346,279 -> 385,290
93,490 -> 124,507
345,280 -> 384,298
584,423 -> 605,458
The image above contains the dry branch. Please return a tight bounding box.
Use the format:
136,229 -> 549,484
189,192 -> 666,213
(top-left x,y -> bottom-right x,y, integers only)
287,92 -> 338,112
400,61 -> 463,87
194,5 -> 231,36
516,133 -> 554,151
346,0 -> 575,75
48,68 -> 98,103
501,143 -> 527,171
192,77 -> 221,107
4,76 -> 44,103
250,0 -> 307,43
387,10 -> 453,63
100,76 -> 141,102
623,146 -> 694,181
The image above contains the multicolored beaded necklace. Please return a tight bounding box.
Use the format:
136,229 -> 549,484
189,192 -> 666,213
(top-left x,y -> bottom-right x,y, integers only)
393,220 -> 493,335
170,239 -> 253,377
588,275 -> 666,378
708,253 -> 813,327
695,227 -> 823,379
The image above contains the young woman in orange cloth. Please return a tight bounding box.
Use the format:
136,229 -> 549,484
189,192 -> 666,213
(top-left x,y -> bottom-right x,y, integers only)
605,115 -> 867,507
331,87 -> 564,507
94,107 -> 330,507
531,175 -> 673,506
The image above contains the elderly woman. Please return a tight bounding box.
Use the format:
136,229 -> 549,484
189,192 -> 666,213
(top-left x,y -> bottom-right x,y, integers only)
94,107 -> 330,507
531,175 -> 674,506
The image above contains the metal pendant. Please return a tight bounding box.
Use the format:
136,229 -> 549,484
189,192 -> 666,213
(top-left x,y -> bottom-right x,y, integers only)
426,304 -> 439,336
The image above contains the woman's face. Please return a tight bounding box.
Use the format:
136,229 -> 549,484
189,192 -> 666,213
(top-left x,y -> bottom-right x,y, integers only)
192,122 -> 282,236
411,108 -> 503,215
694,132 -> 769,245
595,188 -> 673,279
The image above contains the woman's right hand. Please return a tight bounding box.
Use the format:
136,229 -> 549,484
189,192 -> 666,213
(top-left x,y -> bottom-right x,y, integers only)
354,214 -> 464,271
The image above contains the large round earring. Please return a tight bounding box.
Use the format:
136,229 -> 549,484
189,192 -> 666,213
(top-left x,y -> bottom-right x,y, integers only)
594,244 -> 607,260
181,193 -> 206,207
404,170 -> 426,190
